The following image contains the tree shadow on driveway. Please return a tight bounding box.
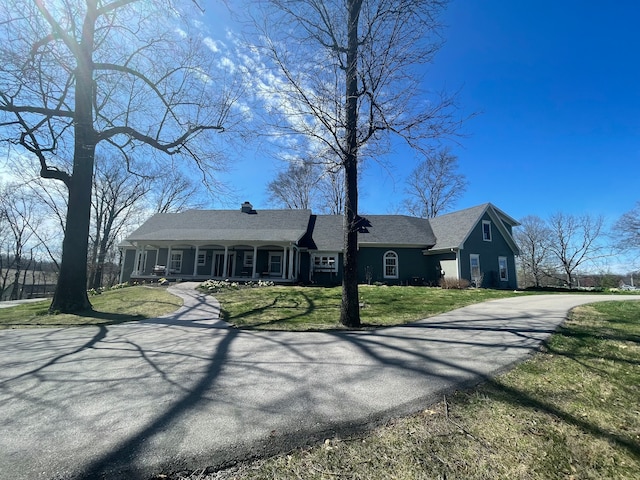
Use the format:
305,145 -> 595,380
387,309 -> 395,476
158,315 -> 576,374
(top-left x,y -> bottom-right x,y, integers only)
2,293 -> 638,479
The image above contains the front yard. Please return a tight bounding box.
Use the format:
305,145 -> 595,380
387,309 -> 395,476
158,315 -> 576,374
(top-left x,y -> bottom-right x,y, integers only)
207,285 -> 526,330
0,286 -> 183,329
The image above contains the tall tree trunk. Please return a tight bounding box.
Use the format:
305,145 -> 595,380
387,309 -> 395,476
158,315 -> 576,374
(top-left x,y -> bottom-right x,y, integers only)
340,0 -> 362,328
49,3 -> 97,313
9,252 -> 21,301
91,229 -> 111,290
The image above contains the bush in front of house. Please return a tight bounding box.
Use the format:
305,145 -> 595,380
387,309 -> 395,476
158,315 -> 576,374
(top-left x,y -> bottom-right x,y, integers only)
198,279 -> 276,293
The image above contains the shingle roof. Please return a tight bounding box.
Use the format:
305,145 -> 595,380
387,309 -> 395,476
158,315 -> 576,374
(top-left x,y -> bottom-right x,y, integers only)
429,203 -> 520,251
428,204 -> 489,250
125,203 -> 516,253
126,209 -> 312,243
305,214 -> 436,251
359,215 -> 436,246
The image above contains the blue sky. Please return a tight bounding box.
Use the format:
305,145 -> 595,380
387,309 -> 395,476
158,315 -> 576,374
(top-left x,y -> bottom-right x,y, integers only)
217,0 -> 639,227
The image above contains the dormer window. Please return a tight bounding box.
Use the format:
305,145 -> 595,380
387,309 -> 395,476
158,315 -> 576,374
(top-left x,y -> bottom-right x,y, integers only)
482,220 -> 492,241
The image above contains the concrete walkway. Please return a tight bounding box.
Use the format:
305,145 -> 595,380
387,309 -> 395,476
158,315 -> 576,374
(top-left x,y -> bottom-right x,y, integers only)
0,284 -> 638,480
0,297 -> 49,308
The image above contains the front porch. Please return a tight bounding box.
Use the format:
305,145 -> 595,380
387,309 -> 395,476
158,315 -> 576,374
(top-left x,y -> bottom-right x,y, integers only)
129,273 -> 299,285
122,241 -> 303,284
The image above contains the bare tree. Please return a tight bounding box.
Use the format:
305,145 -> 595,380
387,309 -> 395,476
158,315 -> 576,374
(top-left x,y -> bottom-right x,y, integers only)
149,170 -> 207,214
0,1 -> 238,312
0,183 -> 43,300
248,0 -> 460,327
612,201 -> 640,251
515,215 -> 552,288
547,212 -> 605,287
404,147 -> 467,218
88,156 -> 151,290
317,168 -> 345,215
267,160 -> 321,209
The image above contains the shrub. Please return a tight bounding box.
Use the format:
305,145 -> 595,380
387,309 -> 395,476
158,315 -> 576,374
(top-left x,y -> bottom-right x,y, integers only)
440,277 -> 471,289
198,279 -> 276,293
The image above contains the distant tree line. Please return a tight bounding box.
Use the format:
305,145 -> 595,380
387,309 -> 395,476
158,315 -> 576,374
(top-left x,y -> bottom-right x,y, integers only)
0,156 -> 205,301
516,206 -> 639,289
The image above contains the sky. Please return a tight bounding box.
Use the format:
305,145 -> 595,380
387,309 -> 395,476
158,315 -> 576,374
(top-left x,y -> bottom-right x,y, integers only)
210,0 -> 639,228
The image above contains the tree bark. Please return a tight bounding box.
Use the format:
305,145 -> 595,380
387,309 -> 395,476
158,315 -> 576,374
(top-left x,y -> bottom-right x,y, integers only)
49,3 -> 98,313
339,0 -> 363,328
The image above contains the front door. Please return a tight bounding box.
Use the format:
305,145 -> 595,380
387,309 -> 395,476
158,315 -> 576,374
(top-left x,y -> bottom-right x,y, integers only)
213,252 -> 236,277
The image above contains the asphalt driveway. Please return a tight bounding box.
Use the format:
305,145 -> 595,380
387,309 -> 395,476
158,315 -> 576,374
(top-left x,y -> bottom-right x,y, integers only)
0,284 -> 638,480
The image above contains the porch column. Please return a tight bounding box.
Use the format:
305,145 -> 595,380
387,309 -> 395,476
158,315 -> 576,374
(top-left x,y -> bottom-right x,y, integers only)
193,245 -> 199,276
119,249 -> 126,283
165,245 -> 172,276
139,244 -> 146,274
252,245 -> 258,279
223,245 -> 229,278
133,246 -> 140,275
282,246 -> 287,279
288,245 -> 295,280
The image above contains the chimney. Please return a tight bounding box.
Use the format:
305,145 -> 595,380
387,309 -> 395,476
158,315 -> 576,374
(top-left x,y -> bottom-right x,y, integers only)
241,201 -> 254,213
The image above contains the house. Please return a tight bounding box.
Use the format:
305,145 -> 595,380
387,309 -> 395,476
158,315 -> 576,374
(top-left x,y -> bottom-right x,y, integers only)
119,202 -> 520,289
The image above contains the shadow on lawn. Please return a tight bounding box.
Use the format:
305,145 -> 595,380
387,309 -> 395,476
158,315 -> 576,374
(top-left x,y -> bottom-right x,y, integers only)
494,315 -> 640,459
325,305 -> 640,462
223,291 -> 322,330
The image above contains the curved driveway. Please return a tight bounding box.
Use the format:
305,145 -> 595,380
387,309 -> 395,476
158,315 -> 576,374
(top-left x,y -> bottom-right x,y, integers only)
0,284 -> 638,480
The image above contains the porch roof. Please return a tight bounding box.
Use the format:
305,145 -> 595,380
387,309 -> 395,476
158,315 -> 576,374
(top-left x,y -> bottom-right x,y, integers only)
126,209 -> 312,244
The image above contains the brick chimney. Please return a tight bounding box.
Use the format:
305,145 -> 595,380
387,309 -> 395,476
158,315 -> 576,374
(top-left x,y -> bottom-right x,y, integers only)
241,201 -> 254,213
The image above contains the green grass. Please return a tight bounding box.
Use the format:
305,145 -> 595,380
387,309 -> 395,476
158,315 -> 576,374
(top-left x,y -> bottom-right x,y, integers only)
213,285 -> 524,330
185,300 -> 640,480
0,286 -> 182,329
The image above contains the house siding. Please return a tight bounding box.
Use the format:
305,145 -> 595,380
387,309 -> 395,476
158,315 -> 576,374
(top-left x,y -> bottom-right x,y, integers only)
459,212 -> 518,289
358,247 -> 429,285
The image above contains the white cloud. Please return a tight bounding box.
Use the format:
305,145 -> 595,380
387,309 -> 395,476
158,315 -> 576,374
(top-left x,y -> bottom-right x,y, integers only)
203,37 -> 223,53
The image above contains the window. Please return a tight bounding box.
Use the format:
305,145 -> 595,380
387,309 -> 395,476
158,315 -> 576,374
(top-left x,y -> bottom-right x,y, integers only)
312,255 -> 338,272
384,251 -> 398,279
197,252 -> 206,266
498,256 -> 508,281
170,251 -> 183,272
244,252 -> 254,268
470,254 -> 481,285
268,252 -> 282,275
482,220 -> 492,241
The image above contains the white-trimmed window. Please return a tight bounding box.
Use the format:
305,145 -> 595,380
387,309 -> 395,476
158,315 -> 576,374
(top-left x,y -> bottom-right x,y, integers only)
197,252 -> 206,266
312,254 -> 338,272
244,252 -> 254,268
384,251 -> 398,279
498,256 -> 508,281
482,220 -> 492,241
268,252 -> 282,275
470,254 -> 481,283
170,251 -> 183,272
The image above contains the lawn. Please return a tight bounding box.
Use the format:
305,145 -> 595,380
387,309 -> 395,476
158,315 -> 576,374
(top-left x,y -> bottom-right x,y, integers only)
0,286 -> 182,329
176,300 -> 640,480
212,285 -> 525,330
